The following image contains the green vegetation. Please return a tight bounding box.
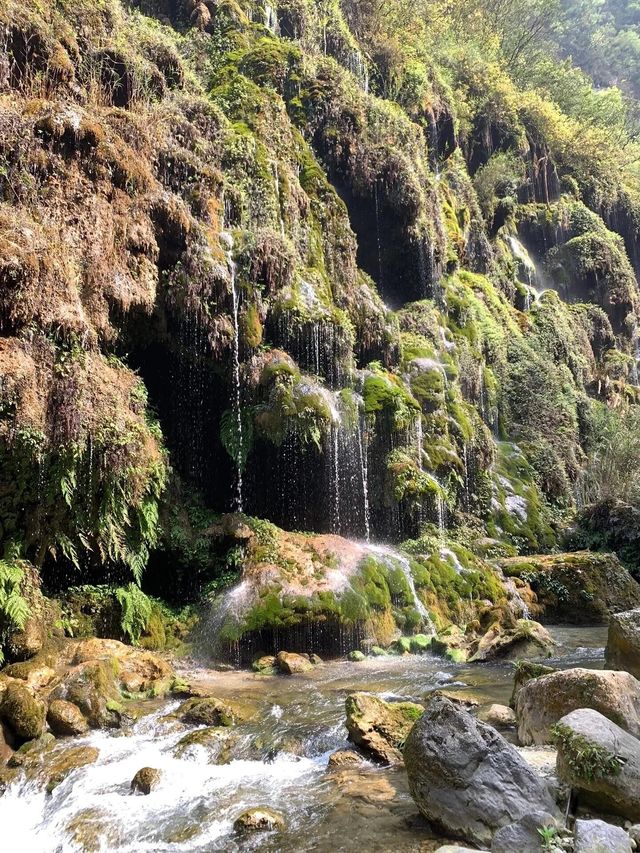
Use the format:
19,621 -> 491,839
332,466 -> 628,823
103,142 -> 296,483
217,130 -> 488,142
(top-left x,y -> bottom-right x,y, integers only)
551,722 -> 627,780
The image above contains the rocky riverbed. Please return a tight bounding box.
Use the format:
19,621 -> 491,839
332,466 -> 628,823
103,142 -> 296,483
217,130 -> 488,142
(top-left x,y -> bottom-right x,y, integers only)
0,625 -> 611,852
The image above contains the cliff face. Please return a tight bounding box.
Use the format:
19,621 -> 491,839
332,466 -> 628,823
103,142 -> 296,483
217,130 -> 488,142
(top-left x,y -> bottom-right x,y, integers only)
1,0 -> 639,600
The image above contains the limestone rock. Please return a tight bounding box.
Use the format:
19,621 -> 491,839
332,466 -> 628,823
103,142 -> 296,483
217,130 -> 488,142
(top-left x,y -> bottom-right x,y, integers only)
345,692 -> 423,764
403,695 -> 560,847
233,807 -> 285,833
0,720 -> 15,764
574,818 -> 632,853
347,650 -> 365,662
510,661 -> 556,708
50,660 -> 122,729
515,668 -> 640,745
6,615 -> 45,663
476,703 -> 516,729
44,745 -> 100,792
3,660 -> 57,692
554,708 -> 640,821
435,848 -> 488,853
176,697 -> 235,727
500,552 -> 640,623
469,619 -> 555,662
47,699 -> 90,737
0,681 -> 46,741
275,651 -> 313,674
131,767 -> 161,795
72,638 -> 173,694
606,609 -> 640,679
173,727 -> 236,764
491,811 -> 559,853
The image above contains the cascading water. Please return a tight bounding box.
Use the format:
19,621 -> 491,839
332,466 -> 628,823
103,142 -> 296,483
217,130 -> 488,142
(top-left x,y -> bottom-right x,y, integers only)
272,160 -> 285,237
368,544 -> 436,635
374,180 -> 384,289
356,404 -> 371,542
222,232 -> 244,512
507,235 -> 540,309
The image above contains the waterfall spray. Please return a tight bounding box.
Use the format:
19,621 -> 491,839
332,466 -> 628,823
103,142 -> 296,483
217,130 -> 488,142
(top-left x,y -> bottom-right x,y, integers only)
223,232 -> 244,512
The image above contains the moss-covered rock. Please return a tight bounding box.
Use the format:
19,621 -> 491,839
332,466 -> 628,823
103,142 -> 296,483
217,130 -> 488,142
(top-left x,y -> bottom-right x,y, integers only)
345,692 -> 423,764
176,697 -> 235,727
0,681 -> 46,741
47,699 -> 89,737
501,551 -> 640,623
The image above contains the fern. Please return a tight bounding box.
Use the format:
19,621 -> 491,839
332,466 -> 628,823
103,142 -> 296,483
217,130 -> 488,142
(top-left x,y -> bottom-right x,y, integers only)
0,558 -> 30,664
220,408 -> 254,471
115,583 -> 152,644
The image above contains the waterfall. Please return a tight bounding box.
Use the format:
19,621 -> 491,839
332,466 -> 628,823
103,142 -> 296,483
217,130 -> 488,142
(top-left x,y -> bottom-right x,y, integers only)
374,181 -> 384,289
462,443 -> 470,511
507,235 -> 540,309
222,232 -> 244,512
504,577 -> 530,619
368,545 -> 436,635
331,421 -> 341,534
356,406 -> 370,542
347,49 -> 369,93
264,3 -> 278,33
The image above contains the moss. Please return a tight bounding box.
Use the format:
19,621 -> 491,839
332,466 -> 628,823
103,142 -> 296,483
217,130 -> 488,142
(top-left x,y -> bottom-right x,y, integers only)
551,723 -> 626,781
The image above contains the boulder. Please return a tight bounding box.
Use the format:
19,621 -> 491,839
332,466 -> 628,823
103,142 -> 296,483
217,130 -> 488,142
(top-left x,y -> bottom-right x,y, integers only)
435,848 -> 488,853
410,634 -> 432,653
252,655 -> 277,673
176,697 -> 235,727
476,704 -> 516,729
50,660 -> 122,729
515,668 -> 640,745
500,552 -> 640,623
131,767 -> 162,795
3,660 -> 57,692
510,661 -> 556,708
275,652 -> 313,674
574,819 -> 632,853
0,681 -> 46,741
47,699 -> 89,737
347,651 -> 365,662
403,695 -> 560,847
491,811 -> 560,853
554,708 -> 640,821
6,615 -> 45,663
233,807 -> 285,833
345,692 -> 423,764
72,639 -> 173,695
606,609 -> 640,679
469,620 -> 555,662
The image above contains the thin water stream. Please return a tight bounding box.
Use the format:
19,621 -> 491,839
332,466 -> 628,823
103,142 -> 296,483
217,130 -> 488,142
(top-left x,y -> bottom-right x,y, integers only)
0,626 -> 607,852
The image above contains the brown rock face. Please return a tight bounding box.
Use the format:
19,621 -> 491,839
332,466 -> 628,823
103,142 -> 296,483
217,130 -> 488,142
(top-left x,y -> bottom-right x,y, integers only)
345,692 -> 423,764
515,668 -> 640,745
47,699 -> 90,737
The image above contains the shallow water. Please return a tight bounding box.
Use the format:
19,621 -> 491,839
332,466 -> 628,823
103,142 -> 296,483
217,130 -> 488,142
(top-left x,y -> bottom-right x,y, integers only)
0,626 -> 607,852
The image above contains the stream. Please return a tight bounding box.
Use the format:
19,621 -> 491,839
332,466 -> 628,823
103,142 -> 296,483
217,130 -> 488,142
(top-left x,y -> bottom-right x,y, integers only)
0,626 -> 607,852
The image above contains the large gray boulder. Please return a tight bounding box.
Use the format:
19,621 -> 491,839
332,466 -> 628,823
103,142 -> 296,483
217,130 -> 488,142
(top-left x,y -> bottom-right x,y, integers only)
554,708 -> 640,821
403,695 -> 560,847
574,819 -> 632,853
606,610 -> 640,679
515,668 -> 640,745
491,811 -> 559,853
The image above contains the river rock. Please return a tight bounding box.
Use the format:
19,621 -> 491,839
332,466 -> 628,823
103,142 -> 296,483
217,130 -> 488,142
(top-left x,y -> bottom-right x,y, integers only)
510,661 -> 556,707
606,609 -> 640,679
491,811 -> 559,853
275,651 -> 313,674
45,745 -> 100,792
252,655 -> 277,673
50,660 -> 122,729
469,619 -> 555,662
477,704 -> 516,729
3,659 -> 57,692
403,695 -> 560,847
327,748 -> 365,768
131,767 -> 162,794
176,696 -> 235,727
0,681 -> 46,741
347,650 -> 365,662
345,692 -> 423,764
72,639 -> 173,694
47,699 -> 90,737
515,668 -> 640,745
554,708 -> 640,821
173,727 -> 236,764
435,847 -> 489,853
574,819 -> 632,853
233,807 -> 285,833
